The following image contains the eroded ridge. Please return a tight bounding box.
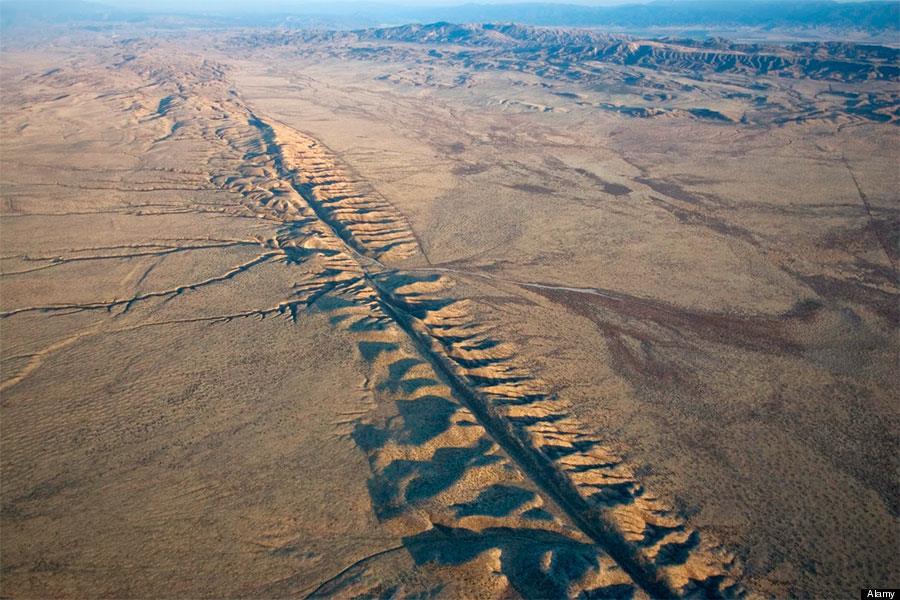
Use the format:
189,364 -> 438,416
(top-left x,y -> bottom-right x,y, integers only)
191,93 -> 646,598
208,102 -> 744,595
373,272 -> 744,598
171,58 -> 745,594
2,48 -> 743,598
291,281 -> 643,599
210,113 -> 424,264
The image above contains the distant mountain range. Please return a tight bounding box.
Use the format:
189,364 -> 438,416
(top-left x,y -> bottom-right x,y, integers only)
2,0 -> 898,34
237,21 -> 900,83
382,1 -> 900,32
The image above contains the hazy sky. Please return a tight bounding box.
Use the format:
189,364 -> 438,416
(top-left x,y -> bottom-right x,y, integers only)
97,0 -> 671,9
94,0 -> 893,8
7,0 -> 889,14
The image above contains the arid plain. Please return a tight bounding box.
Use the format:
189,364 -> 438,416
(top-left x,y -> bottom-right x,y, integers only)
1,21 -> 898,599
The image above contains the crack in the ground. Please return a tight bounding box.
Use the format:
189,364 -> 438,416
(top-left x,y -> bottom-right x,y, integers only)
0,240 -> 260,276
2,57 -> 744,598
0,252 -> 280,318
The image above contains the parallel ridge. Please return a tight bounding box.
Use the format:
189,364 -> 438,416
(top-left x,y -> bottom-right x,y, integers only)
375,273 -> 744,598
245,119 -> 422,263
248,116 -> 743,598
198,95 -> 645,598
117,48 -> 744,597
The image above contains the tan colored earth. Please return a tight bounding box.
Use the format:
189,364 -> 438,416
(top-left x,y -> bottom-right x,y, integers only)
1,22 -> 897,599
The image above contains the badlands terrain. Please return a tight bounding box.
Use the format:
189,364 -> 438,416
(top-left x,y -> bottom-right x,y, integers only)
1,16 -> 898,600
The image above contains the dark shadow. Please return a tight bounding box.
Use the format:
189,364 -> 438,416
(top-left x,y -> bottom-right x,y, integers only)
348,315 -> 391,332
403,525 -> 635,600
387,357 -> 424,380
588,482 -> 642,508
396,396 -> 458,445
452,484 -> 536,518
522,507 -> 555,521
381,377 -> 442,395
367,437 -> 501,519
358,340 -> 400,362
352,423 -> 390,453
654,531 -> 700,567
579,583 -> 636,599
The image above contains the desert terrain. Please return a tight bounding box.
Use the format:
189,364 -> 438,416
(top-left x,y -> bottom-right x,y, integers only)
1,12 -> 898,600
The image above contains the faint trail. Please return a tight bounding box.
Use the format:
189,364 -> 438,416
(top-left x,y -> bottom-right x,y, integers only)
843,155 -> 897,274
1,327 -> 101,392
132,255 -> 164,289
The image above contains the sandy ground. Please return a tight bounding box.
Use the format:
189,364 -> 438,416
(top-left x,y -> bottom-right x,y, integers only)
1,29 -> 898,599
230,43 -> 898,597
